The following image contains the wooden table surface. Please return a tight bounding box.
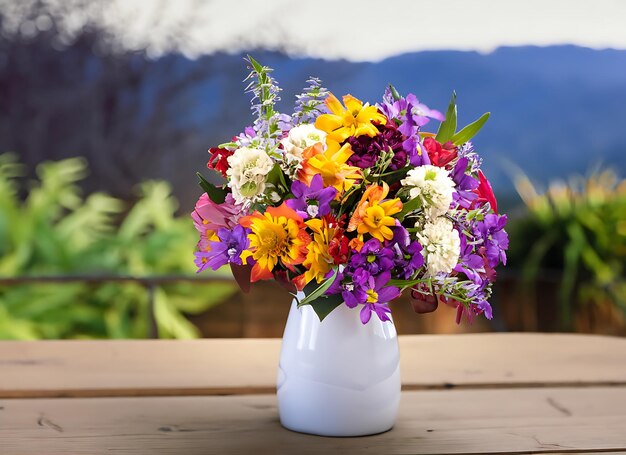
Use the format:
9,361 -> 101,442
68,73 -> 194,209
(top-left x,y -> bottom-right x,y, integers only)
1,333 -> 625,454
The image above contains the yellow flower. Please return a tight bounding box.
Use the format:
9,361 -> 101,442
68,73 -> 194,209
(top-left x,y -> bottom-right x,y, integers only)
295,217 -> 339,288
298,142 -> 361,195
348,182 -> 402,242
240,204 -> 310,282
315,93 -> 387,148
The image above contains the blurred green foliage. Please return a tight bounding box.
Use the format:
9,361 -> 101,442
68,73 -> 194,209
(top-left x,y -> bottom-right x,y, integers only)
0,154 -> 235,339
508,169 -> 626,330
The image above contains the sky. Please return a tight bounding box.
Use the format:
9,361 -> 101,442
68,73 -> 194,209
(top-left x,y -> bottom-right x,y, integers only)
78,0 -> 626,60
3,0 -> 626,60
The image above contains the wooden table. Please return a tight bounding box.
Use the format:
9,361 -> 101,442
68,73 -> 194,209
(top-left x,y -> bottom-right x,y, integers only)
1,333 -> 625,454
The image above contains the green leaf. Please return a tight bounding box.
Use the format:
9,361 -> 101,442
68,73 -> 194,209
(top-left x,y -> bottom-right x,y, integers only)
311,293 -> 343,322
266,163 -> 289,192
388,278 -> 427,288
435,92 -> 457,143
396,197 -> 422,221
196,172 -> 227,204
451,112 -> 490,145
298,269 -> 339,307
247,55 -> 264,73
389,84 -> 401,101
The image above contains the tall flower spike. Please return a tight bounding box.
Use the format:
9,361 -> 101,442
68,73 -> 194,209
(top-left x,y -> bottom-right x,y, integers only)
292,77 -> 330,125
244,56 -> 283,151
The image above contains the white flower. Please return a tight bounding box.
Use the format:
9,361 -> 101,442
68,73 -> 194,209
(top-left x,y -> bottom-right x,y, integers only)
417,217 -> 460,276
280,124 -> 326,161
401,165 -> 456,218
226,147 -> 274,204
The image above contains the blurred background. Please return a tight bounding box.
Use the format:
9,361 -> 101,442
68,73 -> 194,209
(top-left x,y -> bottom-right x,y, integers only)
1,0 -> 625,339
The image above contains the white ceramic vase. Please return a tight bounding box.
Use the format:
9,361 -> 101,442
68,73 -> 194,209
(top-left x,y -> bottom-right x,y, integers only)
277,295 -> 401,437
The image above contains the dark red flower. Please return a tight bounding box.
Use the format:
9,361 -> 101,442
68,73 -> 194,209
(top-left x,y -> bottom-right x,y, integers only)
423,137 -> 457,167
207,147 -> 234,178
474,170 -> 498,214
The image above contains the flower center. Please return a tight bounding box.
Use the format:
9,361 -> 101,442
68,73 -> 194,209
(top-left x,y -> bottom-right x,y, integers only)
366,289 -> 379,303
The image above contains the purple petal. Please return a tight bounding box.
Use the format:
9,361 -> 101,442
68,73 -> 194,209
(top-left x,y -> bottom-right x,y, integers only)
360,305 -> 372,324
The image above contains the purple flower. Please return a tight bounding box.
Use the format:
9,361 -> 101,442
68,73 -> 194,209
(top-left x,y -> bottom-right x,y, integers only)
389,225 -> 424,279
359,271 -> 401,324
197,225 -> 250,272
451,157 -> 479,209
476,214 -> 509,268
286,174 -> 337,218
379,88 -> 442,167
454,232 -> 486,284
349,238 -> 395,276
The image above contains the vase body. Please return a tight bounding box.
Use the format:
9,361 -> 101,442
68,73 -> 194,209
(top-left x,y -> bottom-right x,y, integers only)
277,296 -> 401,436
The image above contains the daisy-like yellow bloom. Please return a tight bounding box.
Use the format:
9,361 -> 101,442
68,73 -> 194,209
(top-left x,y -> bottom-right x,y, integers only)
315,93 -> 387,147
240,203 -> 310,282
298,142 -> 361,195
348,182 -> 402,242
293,217 -> 339,289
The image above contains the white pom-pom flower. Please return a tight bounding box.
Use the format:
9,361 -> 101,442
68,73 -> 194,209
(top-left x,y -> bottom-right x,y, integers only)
280,124 -> 326,161
417,217 -> 461,276
226,147 -> 274,204
401,165 -> 456,218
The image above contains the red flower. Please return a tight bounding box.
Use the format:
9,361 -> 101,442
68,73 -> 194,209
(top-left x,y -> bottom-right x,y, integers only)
423,137 -> 457,168
207,147 -> 234,178
328,234 -> 350,265
474,170 -> 498,214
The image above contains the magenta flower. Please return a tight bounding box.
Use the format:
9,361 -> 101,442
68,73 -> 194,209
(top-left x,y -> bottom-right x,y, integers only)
192,193 -> 242,234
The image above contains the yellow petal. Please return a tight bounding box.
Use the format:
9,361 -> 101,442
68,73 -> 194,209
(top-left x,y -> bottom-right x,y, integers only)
315,114 -> 343,133
342,94 -> 363,113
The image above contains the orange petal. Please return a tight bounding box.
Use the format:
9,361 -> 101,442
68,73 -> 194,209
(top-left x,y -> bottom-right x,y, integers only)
342,94 -> 363,112
325,93 -> 345,115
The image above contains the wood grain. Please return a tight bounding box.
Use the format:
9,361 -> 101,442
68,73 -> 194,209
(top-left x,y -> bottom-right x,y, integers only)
1,334 -> 625,398
1,387 -> 625,454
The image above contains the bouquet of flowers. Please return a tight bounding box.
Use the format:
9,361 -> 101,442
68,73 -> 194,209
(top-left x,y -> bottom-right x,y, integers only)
193,57 -> 508,325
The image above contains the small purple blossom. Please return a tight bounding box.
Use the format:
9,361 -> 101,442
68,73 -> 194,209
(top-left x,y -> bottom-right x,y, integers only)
349,238 -> 395,276
286,174 -> 337,218
359,272 -> 400,324
197,225 -> 250,272
452,157 -> 479,209
389,225 -> 424,279
476,214 -> 509,268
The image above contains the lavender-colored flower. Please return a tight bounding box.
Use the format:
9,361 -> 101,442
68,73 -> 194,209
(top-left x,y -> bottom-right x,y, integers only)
389,225 -> 424,279
458,142 -> 483,172
379,88 -> 444,126
286,174 -> 337,218
201,225 -> 250,271
451,157 -> 479,209
292,77 -> 330,125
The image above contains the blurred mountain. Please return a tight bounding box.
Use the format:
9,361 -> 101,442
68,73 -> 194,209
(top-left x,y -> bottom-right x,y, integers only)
2,41 -> 626,210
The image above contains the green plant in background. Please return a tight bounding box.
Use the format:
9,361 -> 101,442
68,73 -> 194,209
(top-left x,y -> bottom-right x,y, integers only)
509,168 -> 626,330
0,153 -> 236,339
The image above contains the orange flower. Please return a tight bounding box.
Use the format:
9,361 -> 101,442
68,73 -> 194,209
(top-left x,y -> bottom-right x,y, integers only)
240,203 -> 310,282
348,182 -> 402,242
297,142 -> 361,195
